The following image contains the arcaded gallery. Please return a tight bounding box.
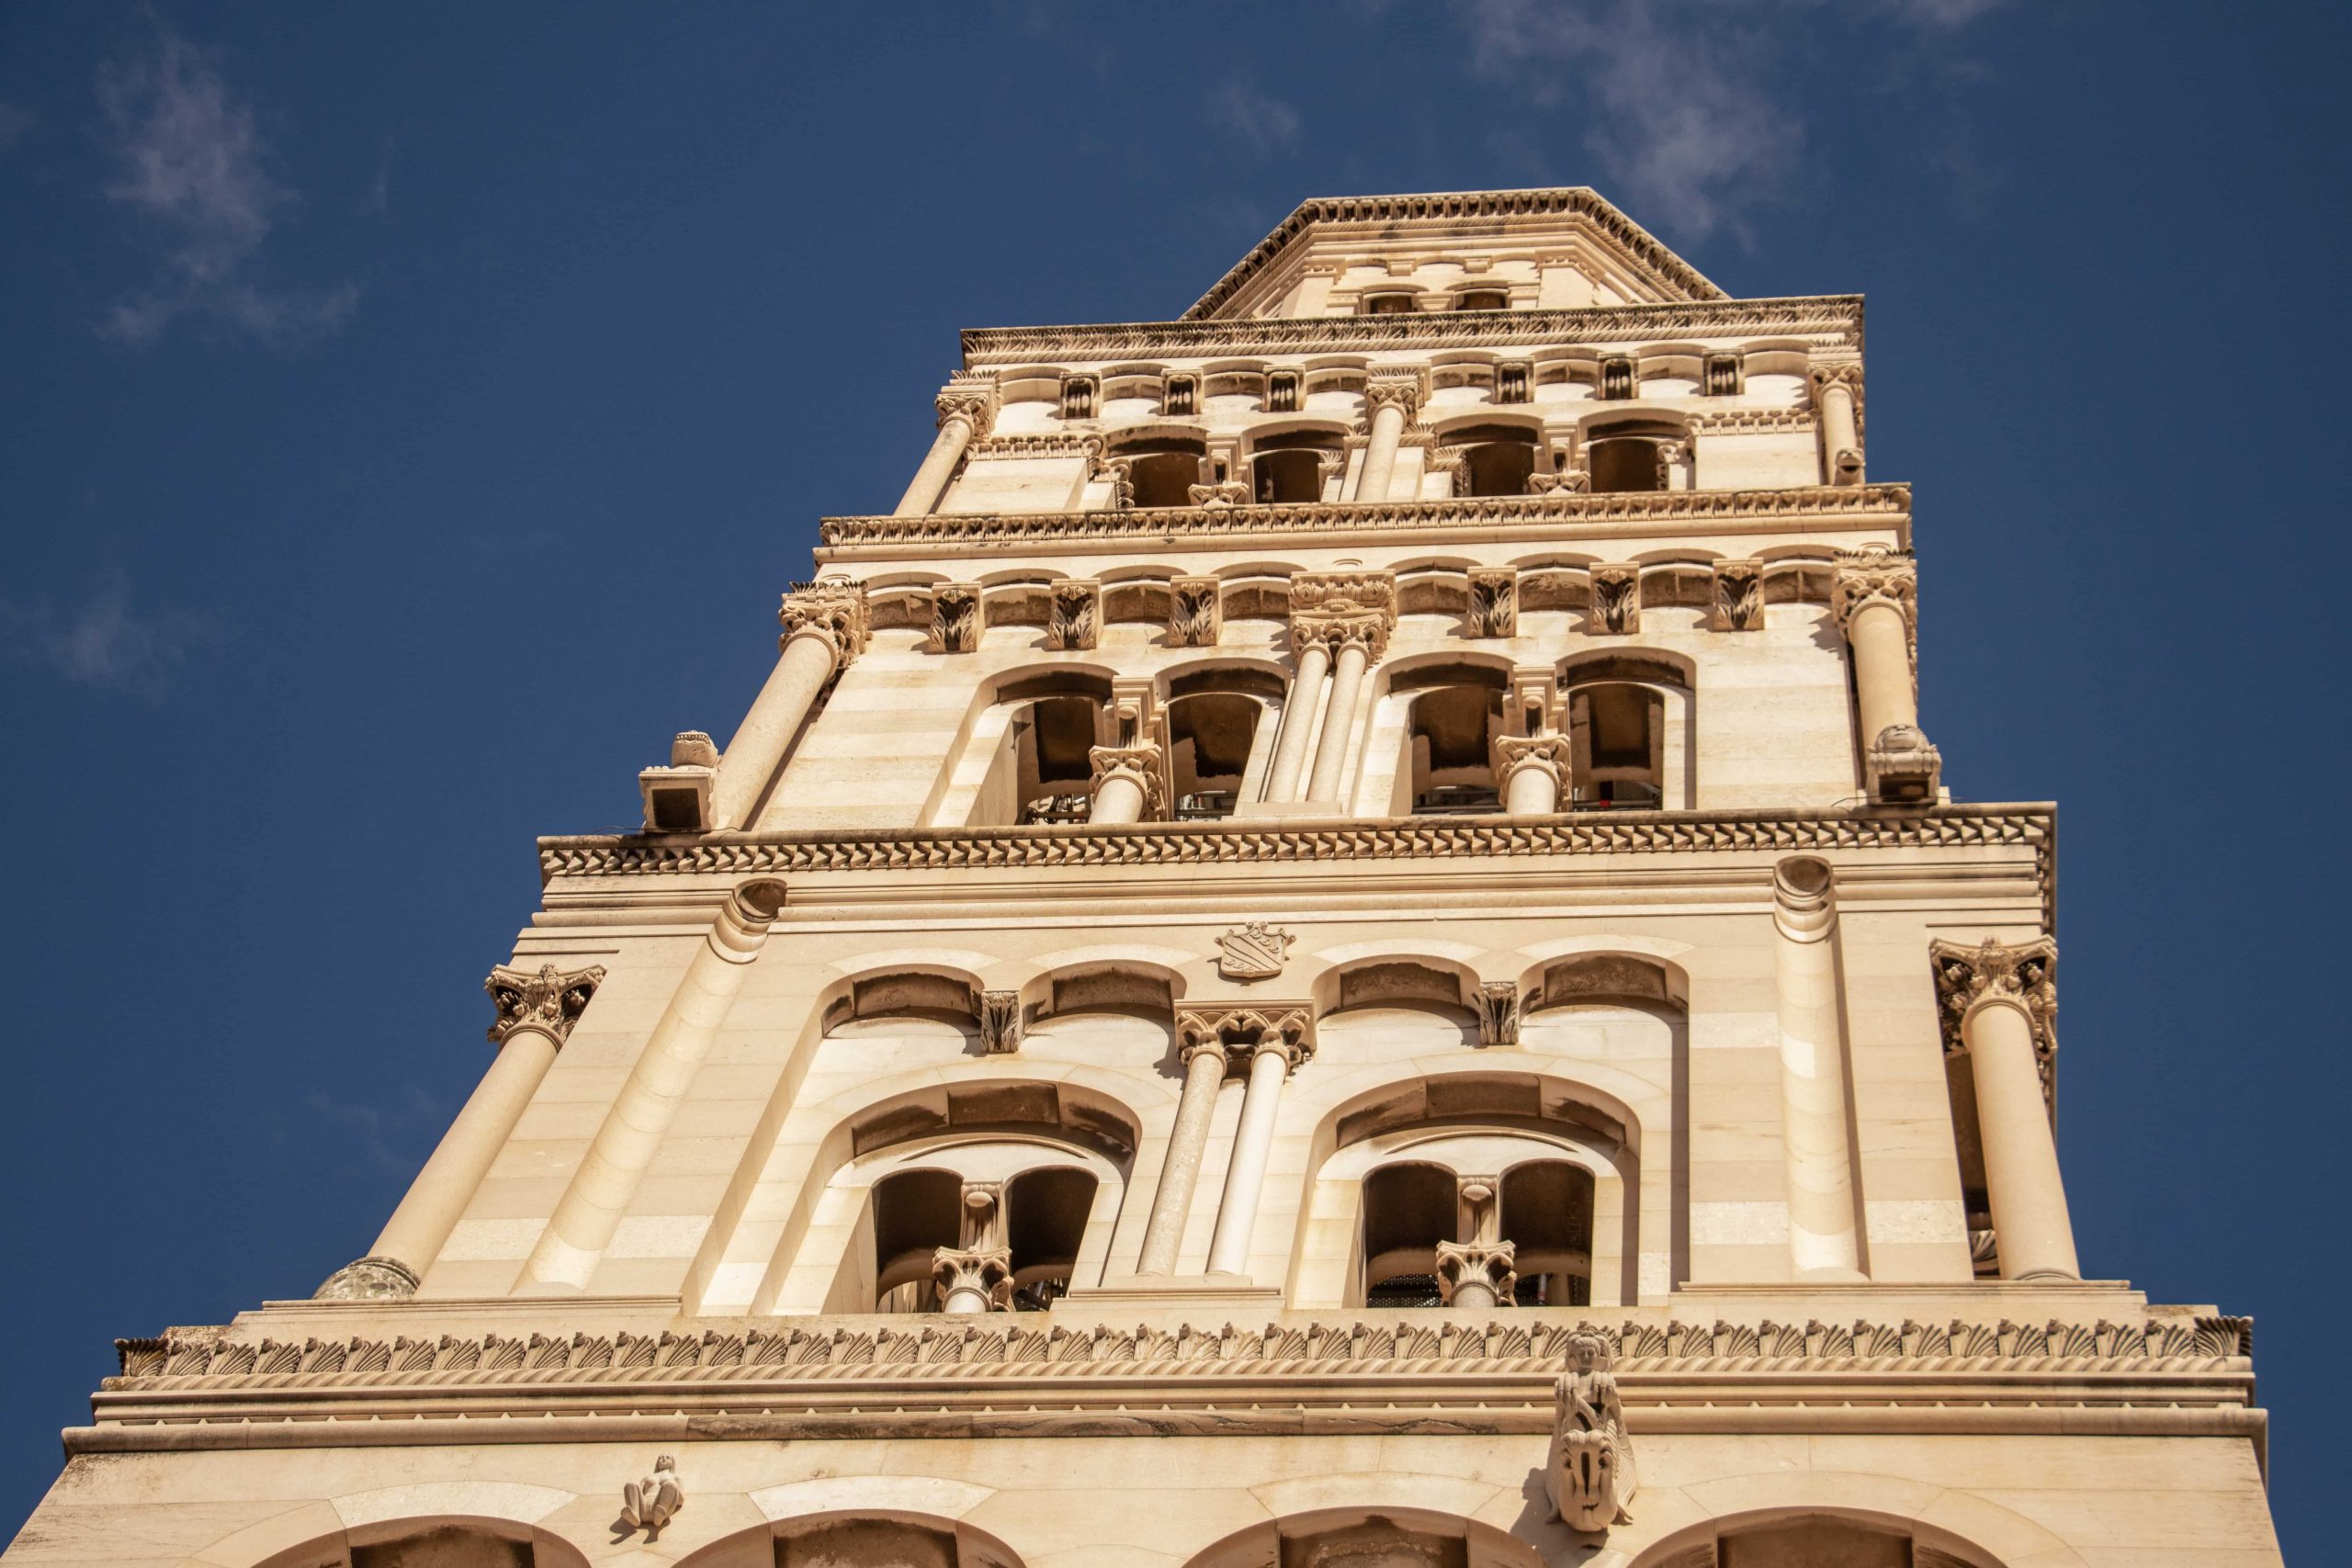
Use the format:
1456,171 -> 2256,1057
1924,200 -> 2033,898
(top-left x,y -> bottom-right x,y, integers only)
2,190 -> 2282,1566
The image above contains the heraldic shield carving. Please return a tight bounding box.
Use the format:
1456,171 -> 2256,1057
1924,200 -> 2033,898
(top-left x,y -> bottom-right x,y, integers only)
1216,921 -> 1295,981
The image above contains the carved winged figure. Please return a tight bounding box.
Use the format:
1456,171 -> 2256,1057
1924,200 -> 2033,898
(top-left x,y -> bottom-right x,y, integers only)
1545,1330 -> 1635,1530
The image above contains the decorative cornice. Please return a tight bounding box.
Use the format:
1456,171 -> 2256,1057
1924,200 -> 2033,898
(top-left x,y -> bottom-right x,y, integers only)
1687,408 -> 1817,434
1180,190 -> 1728,320
964,296 -> 1863,366
967,434 -> 1105,461
483,963 -> 605,1047
537,805 -> 2058,932
820,483 -> 1908,550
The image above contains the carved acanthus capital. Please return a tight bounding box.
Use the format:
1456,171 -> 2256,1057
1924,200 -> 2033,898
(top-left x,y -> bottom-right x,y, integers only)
1291,570 -> 1396,659
1528,468 -> 1590,495
1425,445 -> 1468,484
1434,1239 -> 1517,1305
975,989 -> 1023,1055
930,1247 -> 1014,1313
1362,370 -> 1427,423
1830,545 -> 1917,637
1930,936 -> 2057,1072
484,963 -> 606,1047
1172,1002 -> 1314,1073
1467,568 -> 1518,638
1493,732 -> 1571,793
1711,558 -> 1764,632
1809,362 -> 1864,400
929,582 -> 982,654
934,375 -> 1001,437
1091,456 -> 1135,510
1169,576 -> 1222,647
1047,579 -> 1101,651
1476,980 -> 1521,1047
1088,740 -> 1167,818
1588,565 -> 1641,636
778,579 -> 871,667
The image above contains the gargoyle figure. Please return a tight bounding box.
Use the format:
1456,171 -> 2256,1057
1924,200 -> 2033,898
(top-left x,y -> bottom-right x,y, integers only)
1545,1329 -> 1636,1531
620,1454 -> 684,1537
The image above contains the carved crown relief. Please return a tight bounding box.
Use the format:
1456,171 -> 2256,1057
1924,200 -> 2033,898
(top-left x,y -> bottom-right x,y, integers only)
1215,921 -> 1295,981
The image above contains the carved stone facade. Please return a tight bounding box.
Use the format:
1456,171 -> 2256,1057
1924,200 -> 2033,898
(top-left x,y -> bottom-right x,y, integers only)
6,187 -> 2279,1568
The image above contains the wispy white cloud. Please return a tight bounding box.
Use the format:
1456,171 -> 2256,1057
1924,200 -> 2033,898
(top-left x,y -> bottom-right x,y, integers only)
1206,75 -> 1304,153
95,23 -> 356,345
1459,0 -> 2007,242
0,570 -> 225,699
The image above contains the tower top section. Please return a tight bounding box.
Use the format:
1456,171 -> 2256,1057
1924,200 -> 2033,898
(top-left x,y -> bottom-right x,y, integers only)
1184,187 -> 1726,321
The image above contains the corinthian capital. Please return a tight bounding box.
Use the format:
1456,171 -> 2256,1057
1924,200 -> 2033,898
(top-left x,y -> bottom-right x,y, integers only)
1173,1002 -> 1314,1071
1929,936 -> 2059,1088
1830,545 -> 1917,634
1809,362 -> 1864,399
1493,732 -> 1571,791
484,963 -> 606,1047
778,579 -> 871,666
930,1247 -> 1014,1312
934,374 -> 1000,436
1434,1239 -> 1518,1305
1363,368 -> 1427,421
1291,570 -> 1397,659
1088,740 -> 1167,817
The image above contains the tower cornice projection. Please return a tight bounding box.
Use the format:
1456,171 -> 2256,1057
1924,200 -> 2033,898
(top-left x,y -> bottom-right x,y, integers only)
8,188 -> 2280,1568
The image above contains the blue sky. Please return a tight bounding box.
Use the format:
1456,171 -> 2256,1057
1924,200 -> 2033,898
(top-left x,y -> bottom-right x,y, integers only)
1,2 -> 2345,1554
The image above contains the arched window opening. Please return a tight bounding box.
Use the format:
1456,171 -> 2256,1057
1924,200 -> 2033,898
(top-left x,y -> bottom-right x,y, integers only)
1363,291 -> 1419,314
1169,692 -> 1261,819
1408,684 -> 1506,815
1015,693 -> 1103,824
1566,682 -> 1664,810
871,1168 -> 964,1313
1252,446 -> 1324,504
1456,288 -> 1510,311
775,1517 -> 967,1568
1449,423 -> 1539,497
1107,434 -> 1208,508
1500,1159 -> 1595,1306
1714,1515 -> 1916,1568
1004,1165 -> 1097,1310
1362,1161 -> 1456,1307
1589,435 -> 1661,493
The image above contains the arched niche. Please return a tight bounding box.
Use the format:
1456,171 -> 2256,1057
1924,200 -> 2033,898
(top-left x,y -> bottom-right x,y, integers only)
922,664 -> 1120,829
1632,1506 -> 2019,1568
1184,1508 -> 1544,1568
1287,1071 -> 1637,1308
682,1511 -> 1028,1568
763,1074 -> 1145,1315
1555,649 -> 1696,811
254,1520 -> 592,1568
1354,654 -> 1516,817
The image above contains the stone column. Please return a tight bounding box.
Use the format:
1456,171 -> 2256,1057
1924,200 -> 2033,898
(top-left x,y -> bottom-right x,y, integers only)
1494,734 -> 1571,816
1261,637 -> 1331,803
1135,1038 -> 1231,1274
1353,374 -> 1422,502
711,581 -> 869,830
1435,1175 -> 1515,1308
1931,937 -> 2078,1280
1087,739 -> 1164,825
1771,857 -> 1863,1280
521,880 -> 787,1292
893,378 -> 999,516
1833,547 -> 1942,803
314,963 -> 605,1300
1305,634 -> 1374,804
1204,1015 -> 1312,1277
1811,366 -> 1864,484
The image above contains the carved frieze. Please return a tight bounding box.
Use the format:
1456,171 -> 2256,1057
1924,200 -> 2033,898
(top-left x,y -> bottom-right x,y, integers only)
484,963 -> 606,1047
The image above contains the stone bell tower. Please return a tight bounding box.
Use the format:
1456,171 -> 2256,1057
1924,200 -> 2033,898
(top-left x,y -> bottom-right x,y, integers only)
6,189 -> 2281,1568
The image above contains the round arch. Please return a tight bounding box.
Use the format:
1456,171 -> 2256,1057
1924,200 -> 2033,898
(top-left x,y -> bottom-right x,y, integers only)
1183,1506 -> 1544,1568
683,1504 -> 1027,1568
1630,1498 -> 2052,1568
